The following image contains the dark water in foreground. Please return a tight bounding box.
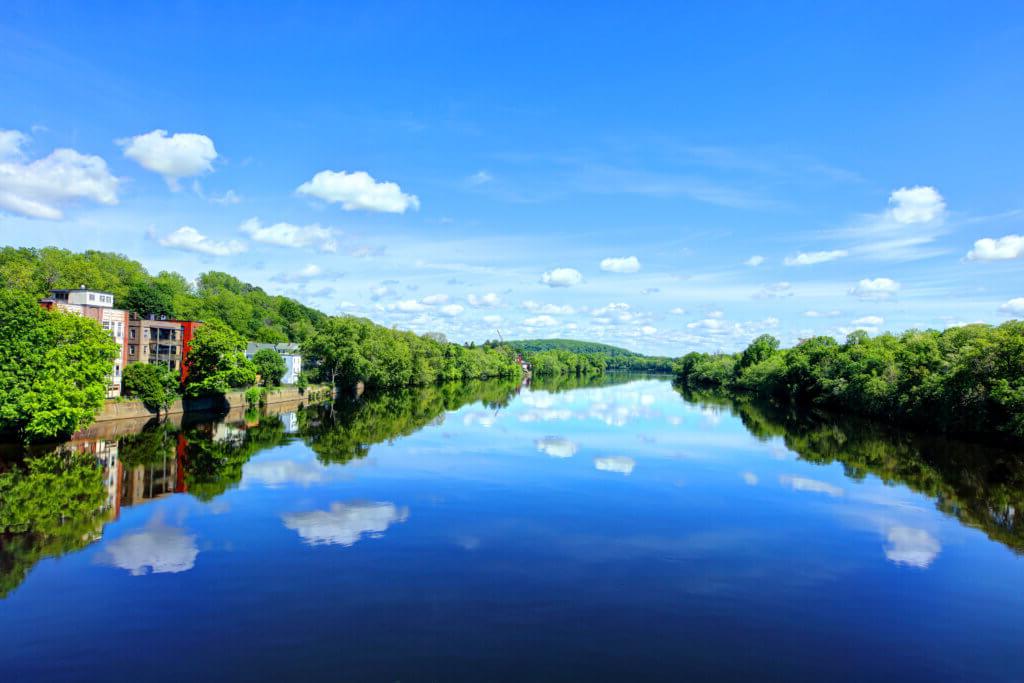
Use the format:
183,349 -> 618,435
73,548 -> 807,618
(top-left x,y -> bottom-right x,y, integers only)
1,375 -> 1023,682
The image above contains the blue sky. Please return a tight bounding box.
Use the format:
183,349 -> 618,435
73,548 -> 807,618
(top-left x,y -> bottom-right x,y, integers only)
1,2 -> 1023,354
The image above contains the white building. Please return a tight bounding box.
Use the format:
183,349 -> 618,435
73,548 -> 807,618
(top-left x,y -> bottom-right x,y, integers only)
245,342 -> 302,385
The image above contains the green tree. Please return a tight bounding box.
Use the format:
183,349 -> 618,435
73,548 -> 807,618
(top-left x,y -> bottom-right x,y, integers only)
183,321 -> 257,397
251,348 -> 287,386
122,362 -> 179,413
122,280 -> 177,318
0,291 -> 119,440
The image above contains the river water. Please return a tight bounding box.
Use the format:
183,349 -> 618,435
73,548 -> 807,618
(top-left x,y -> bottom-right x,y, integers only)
1,375 -> 1022,682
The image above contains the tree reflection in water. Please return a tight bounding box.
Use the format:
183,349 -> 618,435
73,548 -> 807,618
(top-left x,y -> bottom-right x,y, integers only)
2,376 -> 1023,599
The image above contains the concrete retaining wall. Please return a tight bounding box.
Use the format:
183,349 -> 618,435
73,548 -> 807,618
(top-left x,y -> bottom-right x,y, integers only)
91,385 -> 333,423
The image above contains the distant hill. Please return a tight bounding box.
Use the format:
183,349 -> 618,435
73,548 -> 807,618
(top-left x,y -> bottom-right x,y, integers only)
506,338 -> 645,357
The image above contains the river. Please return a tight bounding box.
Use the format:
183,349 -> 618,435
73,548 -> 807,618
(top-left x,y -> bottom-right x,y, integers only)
1,374 -> 1022,682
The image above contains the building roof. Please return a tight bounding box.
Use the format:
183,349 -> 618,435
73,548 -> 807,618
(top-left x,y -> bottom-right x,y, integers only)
49,288 -> 115,296
246,342 -> 301,355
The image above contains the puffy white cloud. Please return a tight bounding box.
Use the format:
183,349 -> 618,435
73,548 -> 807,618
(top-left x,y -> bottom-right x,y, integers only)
884,526 -> 941,568
600,256 -> 640,273
468,292 -> 501,307
784,249 -> 848,266
888,186 -> 945,224
0,130 -> 119,219
522,301 -> 575,315
158,226 -> 247,256
421,294 -> 449,305
641,325 -> 657,335
670,307 -> 686,315
243,459 -> 325,487
98,521 -> 198,576
117,129 -> 217,189
707,310 -> 724,318
804,309 -> 841,318
281,501 -> 409,547
482,314 -> 503,324
778,475 -> 843,497
296,169 -> 419,213
541,267 -> 583,287
849,277 -> 900,300
741,471 -> 759,486
388,299 -> 426,313
439,304 -> 464,317
210,189 -> 241,205
999,298 -> 1024,315
967,234 -> 1024,261
852,315 -> 884,326
745,255 -> 765,266
535,437 -> 578,458
592,302 -> 630,316
239,217 -> 337,252
524,314 -> 559,327
594,456 -> 635,475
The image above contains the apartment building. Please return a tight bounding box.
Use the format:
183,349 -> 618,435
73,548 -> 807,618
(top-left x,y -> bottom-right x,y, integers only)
40,287 -> 128,397
126,314 -> 202,380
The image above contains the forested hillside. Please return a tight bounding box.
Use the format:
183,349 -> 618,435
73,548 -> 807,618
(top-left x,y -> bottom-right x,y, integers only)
0,246 -> 325,343
505,338 -> 674,372
506,338 -> 641,357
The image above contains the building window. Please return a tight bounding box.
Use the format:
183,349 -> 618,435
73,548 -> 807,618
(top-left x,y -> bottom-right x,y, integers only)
129,328 -> 136,339
129,345 -> 136,355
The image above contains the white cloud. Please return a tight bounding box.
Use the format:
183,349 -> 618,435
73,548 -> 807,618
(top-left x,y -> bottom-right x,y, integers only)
296,169 -> 419,213
884,526 -> 941,568
541,267 -> 583,287
778,475 -> 843,497
670,307 -> 686,315
239,217 -> 337,252
708,310 -> 724,318
967,234 -> 1024,261
600,256 -> 641,273
999,298 -> 1024,315
523,301 -> 576,315
594,456 -> 635,475
439,304 -> 464,317
421,294 -> 449,305
158,226 -> 247,256
524,314 -> 559,327
535,437 -> 578,458
889,186 -> 946,224
852,315 -> 884,326
210,189 -> 241,205
592,302 -> 630,316
784,249 -> 848,266
741,471 -> 758,486
641,325 -> 657,335
281,501 -> 409,547
388,299 -> 426,313
242,459 -> 325,487
98,520 -> 198,576
849,277 -> 900,300
117,129 -> 217,190
299,264 -> 321,278
482,314 -> 503,324
468,292 -> 501,307
467,170 -> 493,185
804,309 -> 841,318
755,282 -> 793,299
0,130 -> 118,219
0,129 -> 28,159
745,255 -> 765,266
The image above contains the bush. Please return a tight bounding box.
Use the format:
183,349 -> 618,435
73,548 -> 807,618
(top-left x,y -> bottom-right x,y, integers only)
122,363 -> 179,412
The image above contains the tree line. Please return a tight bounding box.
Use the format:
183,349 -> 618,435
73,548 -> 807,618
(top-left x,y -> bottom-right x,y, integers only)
674,324 -> 1024,443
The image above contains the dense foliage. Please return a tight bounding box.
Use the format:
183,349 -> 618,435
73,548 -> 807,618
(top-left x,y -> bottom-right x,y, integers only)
183,321 -> 258,397
122,363 -> 179,412
526,349 -> 606,377
674,324 -> 1024,442
0,247 -> 325,343
251,348 -> 287,386
507,338 -> 674,372
302,316 -> 521,390
0,291 -> 119,439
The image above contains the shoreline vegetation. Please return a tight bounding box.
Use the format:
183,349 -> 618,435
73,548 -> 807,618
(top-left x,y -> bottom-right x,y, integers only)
1,246 -> 1022,447
673,327 -> 1024,445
